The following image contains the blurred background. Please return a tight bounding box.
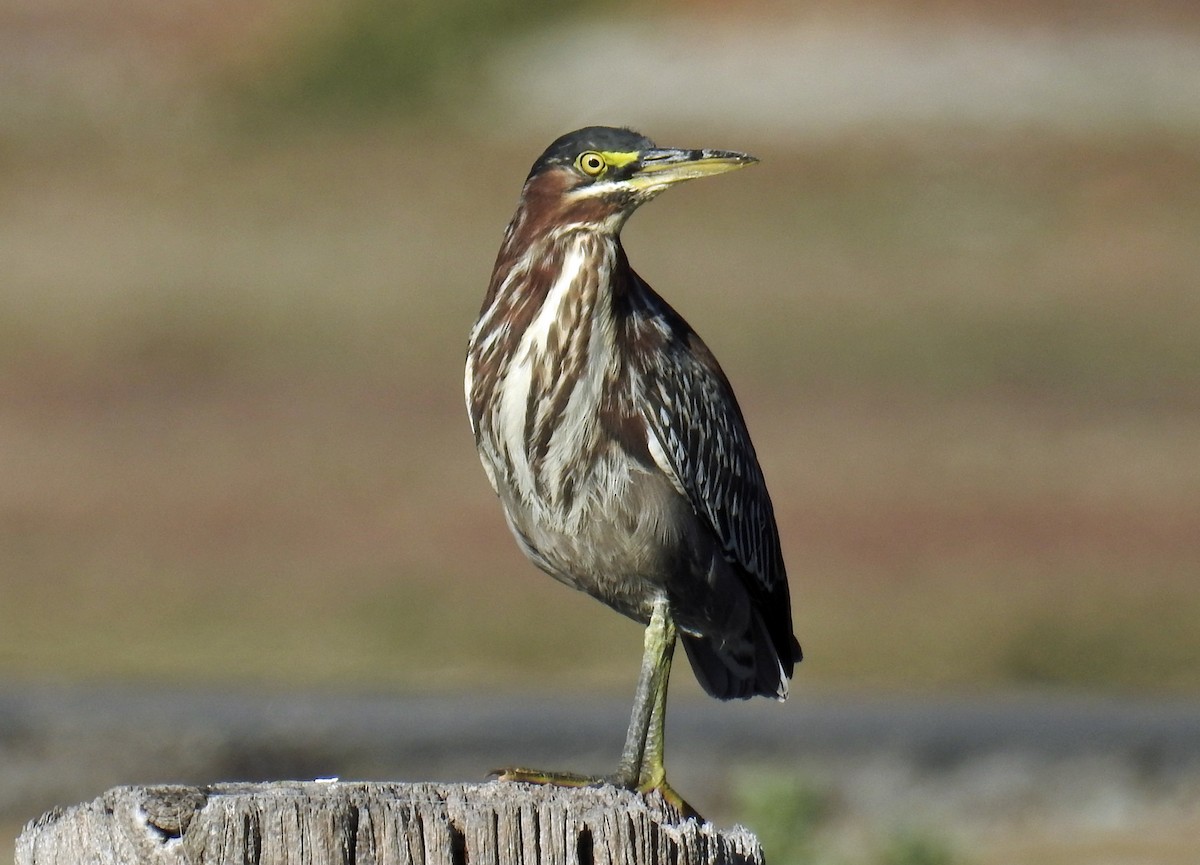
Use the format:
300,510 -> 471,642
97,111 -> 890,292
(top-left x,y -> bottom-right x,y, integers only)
2,0 -> 1199,862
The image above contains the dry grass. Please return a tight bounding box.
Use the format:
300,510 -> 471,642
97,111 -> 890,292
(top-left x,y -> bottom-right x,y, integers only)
2,124 -> 1198,695
3,0 -> 1200,699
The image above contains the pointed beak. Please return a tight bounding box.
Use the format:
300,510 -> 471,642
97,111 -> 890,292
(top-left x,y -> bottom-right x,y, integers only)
628,147 -> 758,193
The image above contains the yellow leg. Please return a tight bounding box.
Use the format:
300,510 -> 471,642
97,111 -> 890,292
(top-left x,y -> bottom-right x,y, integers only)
495,597 -> 701,820
625,601 -> 699,819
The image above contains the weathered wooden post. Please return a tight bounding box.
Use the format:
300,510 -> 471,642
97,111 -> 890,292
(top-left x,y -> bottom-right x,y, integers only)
16,781 -> 764,865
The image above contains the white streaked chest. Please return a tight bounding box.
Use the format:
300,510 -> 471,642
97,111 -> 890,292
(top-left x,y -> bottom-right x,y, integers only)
486,235 -> 624,526
495,242 -> 586,464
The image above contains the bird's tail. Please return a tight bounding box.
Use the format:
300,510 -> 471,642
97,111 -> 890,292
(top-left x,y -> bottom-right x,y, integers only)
680,613 -> 802,701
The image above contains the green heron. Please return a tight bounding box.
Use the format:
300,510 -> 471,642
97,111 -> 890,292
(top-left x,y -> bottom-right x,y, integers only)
465,126 -> 801,815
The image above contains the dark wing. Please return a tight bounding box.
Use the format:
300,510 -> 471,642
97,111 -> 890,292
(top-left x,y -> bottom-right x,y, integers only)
628,281 -> 796,659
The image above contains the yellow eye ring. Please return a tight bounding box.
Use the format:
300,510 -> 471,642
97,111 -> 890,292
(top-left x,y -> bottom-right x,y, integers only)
576,151 -> 607,177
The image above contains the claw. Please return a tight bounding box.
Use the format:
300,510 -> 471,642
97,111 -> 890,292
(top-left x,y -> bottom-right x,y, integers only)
638,780 -> 704,822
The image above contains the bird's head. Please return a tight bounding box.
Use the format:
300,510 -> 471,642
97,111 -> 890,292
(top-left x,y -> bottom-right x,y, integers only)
517,126 -> 757,234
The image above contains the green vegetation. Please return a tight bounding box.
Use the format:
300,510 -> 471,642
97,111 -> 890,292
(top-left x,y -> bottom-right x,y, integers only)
239,0 -> 622,122
734,773 -> 831,865
878,830 -> 959,865
733,772 -> 963,865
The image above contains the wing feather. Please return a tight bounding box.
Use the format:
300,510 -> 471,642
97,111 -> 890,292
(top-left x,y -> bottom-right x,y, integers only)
630,287 -> 786,599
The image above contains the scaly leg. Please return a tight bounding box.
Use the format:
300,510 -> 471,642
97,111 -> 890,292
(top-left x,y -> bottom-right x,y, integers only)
615,597 -> 672,785
619,599 -> 698,818
496,597 -> 700,819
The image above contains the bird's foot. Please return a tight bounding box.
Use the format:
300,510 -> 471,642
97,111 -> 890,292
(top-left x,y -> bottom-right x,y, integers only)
623,764 -> 703,822
635,778 -> 703,823
491,767 -> 607,788
492,767 -> 703,822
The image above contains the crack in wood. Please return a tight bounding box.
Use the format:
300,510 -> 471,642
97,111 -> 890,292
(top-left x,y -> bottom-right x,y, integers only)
17,782 -> 764,865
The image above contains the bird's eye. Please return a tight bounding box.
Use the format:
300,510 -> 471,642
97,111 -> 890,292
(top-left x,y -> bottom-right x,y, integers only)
576,151 -> 607,177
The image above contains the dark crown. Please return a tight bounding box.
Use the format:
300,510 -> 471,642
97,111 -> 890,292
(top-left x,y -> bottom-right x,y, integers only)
527,126 -> 656,180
